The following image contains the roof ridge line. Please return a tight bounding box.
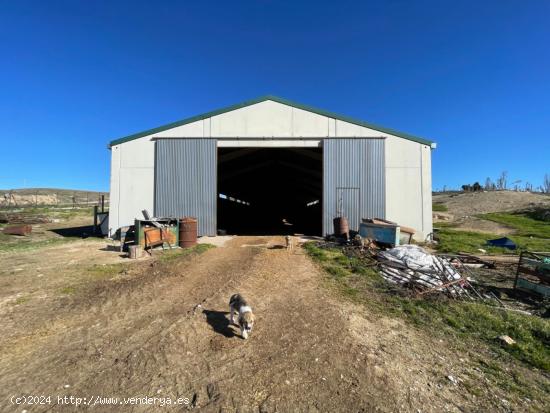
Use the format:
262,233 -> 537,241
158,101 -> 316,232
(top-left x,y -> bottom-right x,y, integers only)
108,96 -> 434,147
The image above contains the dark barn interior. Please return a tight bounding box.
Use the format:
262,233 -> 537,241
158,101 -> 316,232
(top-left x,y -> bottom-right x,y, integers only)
217,147 -> 322,235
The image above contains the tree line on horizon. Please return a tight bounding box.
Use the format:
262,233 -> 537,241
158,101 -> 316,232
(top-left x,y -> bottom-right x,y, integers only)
439,172 -> 550,194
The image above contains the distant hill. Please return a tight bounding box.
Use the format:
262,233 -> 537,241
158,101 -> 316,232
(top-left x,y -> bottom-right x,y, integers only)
0,188 -> 109,207
433,190 -> 550,218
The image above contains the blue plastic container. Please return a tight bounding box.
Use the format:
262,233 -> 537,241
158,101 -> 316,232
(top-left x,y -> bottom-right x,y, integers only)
359,222 -> 400,246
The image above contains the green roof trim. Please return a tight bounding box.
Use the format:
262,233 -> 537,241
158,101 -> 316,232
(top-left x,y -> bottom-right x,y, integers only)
108,95 -> 435,147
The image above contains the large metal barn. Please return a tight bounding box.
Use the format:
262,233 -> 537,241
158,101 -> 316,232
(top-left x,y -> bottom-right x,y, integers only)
108,96 -> 435,239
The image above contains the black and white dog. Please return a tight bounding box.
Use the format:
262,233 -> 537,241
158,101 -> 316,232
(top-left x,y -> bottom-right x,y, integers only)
229,294 -> 255,339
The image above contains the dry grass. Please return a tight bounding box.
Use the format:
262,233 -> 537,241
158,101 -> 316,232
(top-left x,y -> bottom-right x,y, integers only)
305,242 -> 550,397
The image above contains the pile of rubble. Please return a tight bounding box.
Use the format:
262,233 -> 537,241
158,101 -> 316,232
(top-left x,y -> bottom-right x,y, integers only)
320,219 -> 507,301
330,237 -> 492,300
377,245 -> 483,299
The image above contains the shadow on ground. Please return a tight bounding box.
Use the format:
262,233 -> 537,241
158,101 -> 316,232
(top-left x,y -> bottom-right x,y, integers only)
100,244 -> 121,252
50,225 -> 97,238
202,309 -> 236,338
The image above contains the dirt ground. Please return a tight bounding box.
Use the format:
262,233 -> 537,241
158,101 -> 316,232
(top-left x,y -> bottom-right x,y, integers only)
2,235 -> 546,412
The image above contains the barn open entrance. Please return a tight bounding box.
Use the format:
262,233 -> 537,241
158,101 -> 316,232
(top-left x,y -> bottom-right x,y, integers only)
217,147 -> 322,235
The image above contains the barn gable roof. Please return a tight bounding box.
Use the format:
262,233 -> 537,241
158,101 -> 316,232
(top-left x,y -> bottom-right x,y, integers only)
108,95 -> 434,147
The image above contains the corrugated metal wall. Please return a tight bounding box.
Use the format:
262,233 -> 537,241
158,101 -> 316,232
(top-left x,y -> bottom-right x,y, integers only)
155,139 -> 217,236
323,138 -> 385,235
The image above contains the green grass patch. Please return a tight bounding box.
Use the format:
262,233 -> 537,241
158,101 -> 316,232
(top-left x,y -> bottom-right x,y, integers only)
158,243 -> 215,262
473,358 -> 541,400
432,221 -> 458,228
0,236 -> 84,253
325,265 -> 349,278
390,298 -> 550,371
56,244 -> 215,298
480,212 -> 550,239
14,296 -> 30,305
436,229 -> 510,254
435,228 -> 550,255
87,263 -> 128,279
303,241 -> 550,372
303,243 -> 366,276
60,286 -> 76,295
432,202 -> 448,212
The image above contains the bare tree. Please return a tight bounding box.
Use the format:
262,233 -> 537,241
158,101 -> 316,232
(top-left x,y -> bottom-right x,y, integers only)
484,177 -> 494,191
543,174 -> 550,194
496,171 -> 508,190
524,182 -> 532,192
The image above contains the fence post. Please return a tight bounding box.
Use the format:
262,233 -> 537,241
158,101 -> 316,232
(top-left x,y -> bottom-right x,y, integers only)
93,205 -> 98,234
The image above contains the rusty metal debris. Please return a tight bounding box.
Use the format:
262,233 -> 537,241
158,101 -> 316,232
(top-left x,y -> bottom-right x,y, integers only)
335,241 -> 490,301
438,253 -> 496,269
376,245 -> 484,299
3,224 -> 32,236
318,234 -> 514,306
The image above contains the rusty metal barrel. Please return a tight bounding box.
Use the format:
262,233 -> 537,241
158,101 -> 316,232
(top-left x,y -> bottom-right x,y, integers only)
333,216 -> 349,239
179,217 -> 198,248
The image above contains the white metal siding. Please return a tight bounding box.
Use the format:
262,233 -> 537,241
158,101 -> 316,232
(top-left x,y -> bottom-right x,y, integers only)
110,100 -> 432,239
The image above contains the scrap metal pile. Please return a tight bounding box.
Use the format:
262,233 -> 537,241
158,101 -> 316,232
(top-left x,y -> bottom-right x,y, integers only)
324,215 -> 504,301
334,237 -> 492,301
376,245 -> 484,299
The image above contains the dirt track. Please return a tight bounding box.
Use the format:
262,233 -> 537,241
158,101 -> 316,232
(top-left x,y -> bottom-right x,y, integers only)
0,237 -> 531,412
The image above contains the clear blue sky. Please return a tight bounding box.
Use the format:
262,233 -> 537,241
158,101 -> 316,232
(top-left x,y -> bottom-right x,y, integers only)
1,0 -> 549,192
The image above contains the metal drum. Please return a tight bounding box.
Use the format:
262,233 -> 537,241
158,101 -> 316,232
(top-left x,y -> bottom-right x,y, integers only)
333,216 -> 349,239
179,217 -> 198,248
